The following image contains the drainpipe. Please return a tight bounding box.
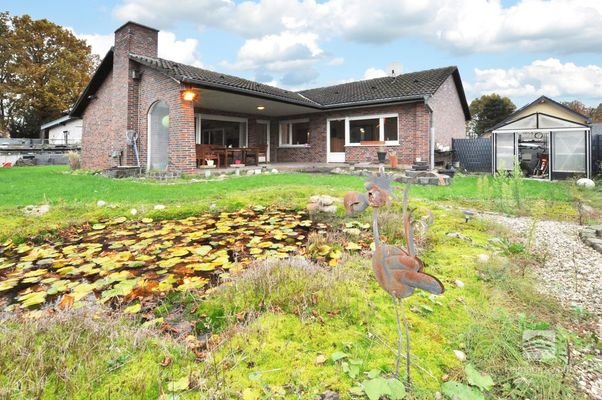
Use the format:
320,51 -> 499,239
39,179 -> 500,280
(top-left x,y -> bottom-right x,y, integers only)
424,96 -> 434,170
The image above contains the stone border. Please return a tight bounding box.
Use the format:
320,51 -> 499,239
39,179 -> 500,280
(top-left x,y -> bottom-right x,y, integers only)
579,225 -> 602,254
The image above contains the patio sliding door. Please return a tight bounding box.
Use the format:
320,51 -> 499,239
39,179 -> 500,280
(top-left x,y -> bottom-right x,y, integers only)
551,130 -> 587,178
197,114 -> 248,147
495,132 -> 515,172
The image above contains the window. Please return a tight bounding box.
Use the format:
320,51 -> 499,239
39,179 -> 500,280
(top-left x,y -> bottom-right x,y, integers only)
347,114 -> 398,145
196,115 -> 248,146
496,132 -> 515,171
279,119 -> 309,146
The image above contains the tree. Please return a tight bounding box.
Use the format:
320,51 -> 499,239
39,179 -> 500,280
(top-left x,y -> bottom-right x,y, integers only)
468,94 -> 516,137
0,13 -> 94,138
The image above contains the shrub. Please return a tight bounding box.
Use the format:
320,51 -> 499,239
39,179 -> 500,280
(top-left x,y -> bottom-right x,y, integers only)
67,151 -> 81,170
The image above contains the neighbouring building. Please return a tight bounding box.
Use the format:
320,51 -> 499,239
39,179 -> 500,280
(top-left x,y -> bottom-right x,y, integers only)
40,115 -> 83,145
491,96 -> 593,179
71,21 -> 470,173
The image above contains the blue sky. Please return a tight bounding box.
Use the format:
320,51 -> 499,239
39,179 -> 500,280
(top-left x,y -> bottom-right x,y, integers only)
4,0 -> 602,107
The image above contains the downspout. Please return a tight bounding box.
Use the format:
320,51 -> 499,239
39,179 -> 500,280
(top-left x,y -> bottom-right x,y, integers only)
424,96 -> 434,170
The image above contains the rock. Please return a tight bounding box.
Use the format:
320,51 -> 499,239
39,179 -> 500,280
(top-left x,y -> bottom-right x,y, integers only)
254,169 -> 262,175
446,231 -> 472,242
454,280 -> 465,288
453,350 -> 467,362
576,178 -> 595,188
22,204 -> 50,217
442,374 -> 449,382
322,205 -> 337,214
271,168 -> 279,174
96,200 -> 106,207
204,170 -> 212,178
130,208 -> 138,216
154,204 -> 166,210
434,392 -> 442,400
209,203 -> 217,210
246,170 -> 255,176
477,254 -> 490,263
317,391 -> 339,400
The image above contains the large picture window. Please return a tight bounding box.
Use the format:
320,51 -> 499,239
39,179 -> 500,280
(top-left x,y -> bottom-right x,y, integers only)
348,114 -> 398,145
279,119 -> 310,146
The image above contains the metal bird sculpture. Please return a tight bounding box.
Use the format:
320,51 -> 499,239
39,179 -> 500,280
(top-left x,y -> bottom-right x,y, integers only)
344,176 -> 445,386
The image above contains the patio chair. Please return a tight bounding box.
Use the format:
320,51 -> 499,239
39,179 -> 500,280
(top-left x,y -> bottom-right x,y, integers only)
196,144 -> 220,168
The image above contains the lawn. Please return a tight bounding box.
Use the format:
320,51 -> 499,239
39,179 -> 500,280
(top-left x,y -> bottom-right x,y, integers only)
0,166 -> 600,399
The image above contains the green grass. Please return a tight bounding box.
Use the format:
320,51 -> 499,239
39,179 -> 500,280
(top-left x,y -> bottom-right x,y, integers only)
1,166 -> 595,241
0,166 -> 599,399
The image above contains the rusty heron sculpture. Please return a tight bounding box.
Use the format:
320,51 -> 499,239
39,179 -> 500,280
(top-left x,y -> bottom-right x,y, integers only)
345,176 -> 444,385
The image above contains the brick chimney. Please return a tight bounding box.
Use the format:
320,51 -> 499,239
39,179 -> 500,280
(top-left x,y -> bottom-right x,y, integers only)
112,22 -> 158,164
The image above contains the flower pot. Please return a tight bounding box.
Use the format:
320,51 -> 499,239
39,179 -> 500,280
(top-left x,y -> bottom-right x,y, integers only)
376,151 -> 387,163
206,159 -> 214,167
235,159 -> 241,165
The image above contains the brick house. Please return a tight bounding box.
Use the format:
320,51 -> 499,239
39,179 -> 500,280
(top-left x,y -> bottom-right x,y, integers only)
71,21 -> 470,173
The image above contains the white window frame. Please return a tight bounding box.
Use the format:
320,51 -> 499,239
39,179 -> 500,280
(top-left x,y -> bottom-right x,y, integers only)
195,113 -> 248,146
279,118 -> 310,147
346,113 -> 399,146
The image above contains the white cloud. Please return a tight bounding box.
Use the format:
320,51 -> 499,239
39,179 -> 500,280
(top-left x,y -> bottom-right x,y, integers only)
110,0 -> 602,86
363,68 -> 388,80
158,32 -> 203,67
113,0 -> 602,53
226,31 -> 323,72
74,30 -> 203,67
467,58 -> 602,101
78,33 -> 113,56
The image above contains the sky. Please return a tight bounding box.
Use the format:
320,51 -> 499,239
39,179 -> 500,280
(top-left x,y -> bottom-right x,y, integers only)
4,0 -> 602,107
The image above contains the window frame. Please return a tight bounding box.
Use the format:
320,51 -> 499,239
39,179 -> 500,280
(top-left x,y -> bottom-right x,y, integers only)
346,113 -> 399,146
279,118 -> 310,147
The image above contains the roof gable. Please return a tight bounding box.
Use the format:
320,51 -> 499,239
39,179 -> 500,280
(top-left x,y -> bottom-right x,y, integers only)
493,111 -> 590,131
71,48 -> 114,117
490,95 -> 591,131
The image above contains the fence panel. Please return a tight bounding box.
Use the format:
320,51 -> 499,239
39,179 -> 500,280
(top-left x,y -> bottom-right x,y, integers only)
452,138 -> 492,172
593,134 -> 602,176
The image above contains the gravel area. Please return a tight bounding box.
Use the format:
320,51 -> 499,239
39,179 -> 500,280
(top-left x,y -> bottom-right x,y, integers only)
480,213 -> 602,400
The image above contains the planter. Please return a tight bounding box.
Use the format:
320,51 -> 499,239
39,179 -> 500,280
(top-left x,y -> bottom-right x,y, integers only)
376,151 -> 387,163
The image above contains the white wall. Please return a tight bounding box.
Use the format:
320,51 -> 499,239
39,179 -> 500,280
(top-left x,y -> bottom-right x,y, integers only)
47,119 -> 82,144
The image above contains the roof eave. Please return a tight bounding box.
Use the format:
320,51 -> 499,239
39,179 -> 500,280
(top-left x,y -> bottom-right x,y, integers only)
70,48 -> 114,117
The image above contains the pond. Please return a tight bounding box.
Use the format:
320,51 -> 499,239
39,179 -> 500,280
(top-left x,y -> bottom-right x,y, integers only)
0,207 -> 331,313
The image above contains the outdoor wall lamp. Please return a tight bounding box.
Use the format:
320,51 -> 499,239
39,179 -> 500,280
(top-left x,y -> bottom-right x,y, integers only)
181,88 -> 199,102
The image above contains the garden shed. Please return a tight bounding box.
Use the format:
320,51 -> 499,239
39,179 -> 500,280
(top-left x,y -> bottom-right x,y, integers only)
491,96 -> 592,180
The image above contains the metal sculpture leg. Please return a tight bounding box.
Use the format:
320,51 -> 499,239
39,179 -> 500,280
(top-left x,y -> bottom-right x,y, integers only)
392,294 -> 403,379
400,299 -> 411,387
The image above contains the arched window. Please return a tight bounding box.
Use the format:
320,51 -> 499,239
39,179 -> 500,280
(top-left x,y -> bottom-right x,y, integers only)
147,101 -> 170,171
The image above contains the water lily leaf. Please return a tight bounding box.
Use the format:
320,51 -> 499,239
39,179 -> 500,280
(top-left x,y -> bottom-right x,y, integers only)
23,269 -> 47,278
16,244 -> 32,254
113,216 -> 127,224
141,218 -> 153,224
47,279 -> 69,295
92,224 -> 105,230
18,291 -> 47,308
343,228 -> 361,236
58,294 -> 74,310
191,263 -> 216,272
0,262 -> 15,270
258,241 -> 274,249
195,245 -> 212,256
0,278 -> 19,292
177,277 -> 209,291
124,303 -> 142,314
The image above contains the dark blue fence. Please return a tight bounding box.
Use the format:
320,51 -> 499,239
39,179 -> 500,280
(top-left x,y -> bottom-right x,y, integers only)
593,134 -> 602,176
452,138 -> 492,172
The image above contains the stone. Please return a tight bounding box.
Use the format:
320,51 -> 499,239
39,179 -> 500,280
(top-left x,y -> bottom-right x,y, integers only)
477,254 -> 490,263
271,168 -> 279,174
22,204 -> 50,217
130,208 -> 138,216
96,200 -> 106,207
591,225 -> 602,234
434,392 -> 442,400
154,204 -> 166,210
204,170 -> 211,178
454,280 -> 465,288
576,178 -> 595,188
321,205 -> 337,214
254,169 -> 262,175
453,350 -> 466,362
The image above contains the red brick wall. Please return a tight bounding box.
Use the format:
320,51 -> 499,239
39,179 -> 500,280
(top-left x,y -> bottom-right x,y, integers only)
274,102 -> 430,165
137,68 -> 196,173
431,75 -> 467,147
81,71 -> 116,170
